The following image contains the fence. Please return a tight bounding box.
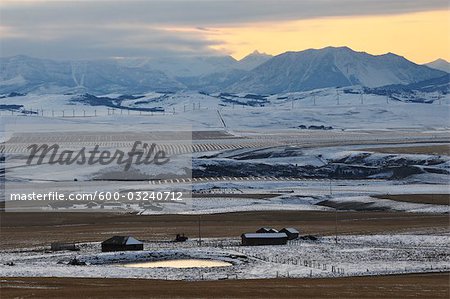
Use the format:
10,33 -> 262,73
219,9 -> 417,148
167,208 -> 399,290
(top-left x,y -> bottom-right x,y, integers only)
230,245 -> 345,277
0,108 -> 174,117
143,238 -> 347,278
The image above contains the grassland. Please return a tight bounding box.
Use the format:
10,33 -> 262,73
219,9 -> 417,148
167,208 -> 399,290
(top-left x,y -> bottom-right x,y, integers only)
1,211 -> 448,250
373,194 -> 450,206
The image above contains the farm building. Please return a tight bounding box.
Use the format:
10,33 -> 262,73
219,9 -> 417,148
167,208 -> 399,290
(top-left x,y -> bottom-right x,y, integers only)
101,236 -> 144,252
256,227 -> 279,233
51,242 -> 78,251
280,228 -> 300,240
241,233 -> 288,246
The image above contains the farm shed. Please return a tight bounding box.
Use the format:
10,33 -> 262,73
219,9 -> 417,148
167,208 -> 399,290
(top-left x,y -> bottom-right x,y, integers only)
101,236 -> 144,252
280,228 -> 300,240
241,233 -> 288,246
51,242 -> 78,251
256,227 -> 279,233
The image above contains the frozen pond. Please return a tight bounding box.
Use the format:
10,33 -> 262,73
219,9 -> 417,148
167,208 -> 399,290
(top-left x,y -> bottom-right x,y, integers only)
123,259 -> 232,269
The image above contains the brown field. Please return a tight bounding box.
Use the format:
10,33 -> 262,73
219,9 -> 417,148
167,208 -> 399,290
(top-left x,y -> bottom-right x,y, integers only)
1,211 -> 448,250
1,273 -> 449,299
192,193 -> 280,199
373,194 -> 450,206
362,144 -> 450,155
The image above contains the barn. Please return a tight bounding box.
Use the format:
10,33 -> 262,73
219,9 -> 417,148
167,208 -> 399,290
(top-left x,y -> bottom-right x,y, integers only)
101,236 -> 144,252
241,233 -> 288,246
256,227 -> 279,233
51,242 -> 78,251
280,227 -> 300,240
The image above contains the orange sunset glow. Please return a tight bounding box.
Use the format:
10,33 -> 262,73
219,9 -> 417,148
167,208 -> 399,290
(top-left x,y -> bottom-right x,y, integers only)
167,9 -> 450,63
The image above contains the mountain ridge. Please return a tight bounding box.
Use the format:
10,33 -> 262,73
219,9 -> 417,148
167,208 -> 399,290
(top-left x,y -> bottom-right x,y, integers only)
425,58 -> 450,73
1,47 -> 446,95
227,46 -> 445,94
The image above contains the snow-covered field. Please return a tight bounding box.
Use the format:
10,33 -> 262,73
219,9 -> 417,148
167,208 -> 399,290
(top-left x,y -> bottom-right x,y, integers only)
3,136 -> 448,214
1,88 -> 449,133
1,89 -> 449,282
1,233 -> 448,280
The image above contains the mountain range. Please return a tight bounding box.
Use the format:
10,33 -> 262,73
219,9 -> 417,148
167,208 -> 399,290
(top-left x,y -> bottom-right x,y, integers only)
0,47 -> 447,95
229,47 -> 447,94
425,59 -> 450,73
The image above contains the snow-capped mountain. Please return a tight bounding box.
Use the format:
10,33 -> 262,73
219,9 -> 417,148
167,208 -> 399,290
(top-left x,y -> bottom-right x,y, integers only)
0,54 -> 272,94
425,59 -> 450,73
113,53 -> 272,78
237,50 -> 273,71
1,47 -> 446,95
0,55 -> 184,94
177,69 -> 248,93
127,53 -> 272,91
117,55 -> 240,78
227,47 -> 446,94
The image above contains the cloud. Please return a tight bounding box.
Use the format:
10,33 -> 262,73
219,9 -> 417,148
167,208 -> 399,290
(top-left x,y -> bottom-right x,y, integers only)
2,0 -> 447,26
0,0 -> 448,59
0,24 -> 221,59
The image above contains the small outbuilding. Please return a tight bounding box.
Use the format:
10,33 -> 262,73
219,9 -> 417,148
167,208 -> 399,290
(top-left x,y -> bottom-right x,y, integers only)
241,233 -> 288,246
256,227 -> 279,234
280,228 -> 300,240
101,236 -> 144,252
51,242 -> 78,251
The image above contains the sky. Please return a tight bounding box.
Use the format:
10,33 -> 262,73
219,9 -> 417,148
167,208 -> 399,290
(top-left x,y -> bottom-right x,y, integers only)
0,0 -> 449,63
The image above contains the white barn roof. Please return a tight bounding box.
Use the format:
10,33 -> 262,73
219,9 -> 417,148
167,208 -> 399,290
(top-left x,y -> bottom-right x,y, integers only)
125,237 -> 143,245
102,236 -> 143,245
